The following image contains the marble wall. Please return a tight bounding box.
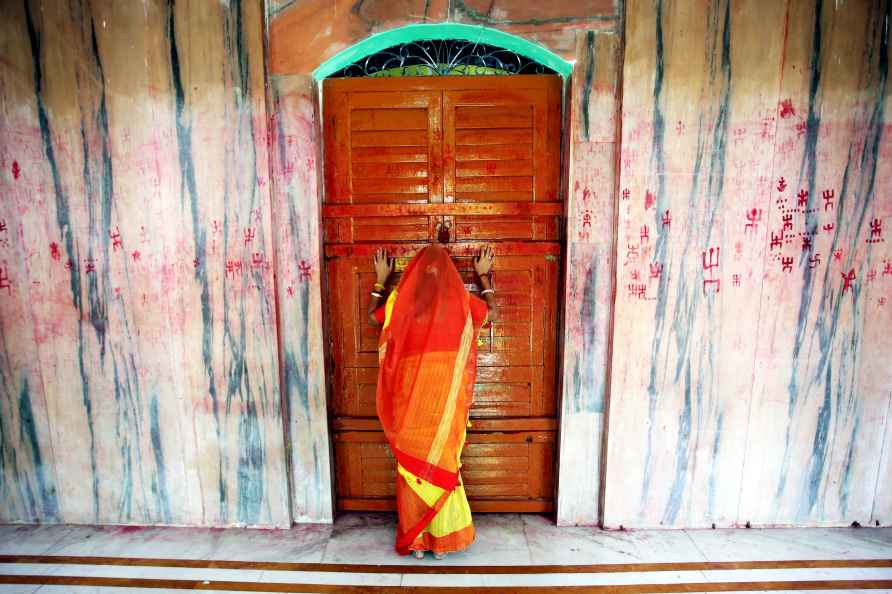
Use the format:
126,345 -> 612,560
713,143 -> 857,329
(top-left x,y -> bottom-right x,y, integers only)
603,0 -> 892,528
557,30 -> 621,525
2,0 -> 888,530
266,74 -> 332,523
0,0 -> 289,527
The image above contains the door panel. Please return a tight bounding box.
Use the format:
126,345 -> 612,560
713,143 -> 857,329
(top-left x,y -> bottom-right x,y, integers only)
350,108 -> 429,130
322,75 -> 562,513
455,143 -> 533,160
334,430 -> 554,512
327,249 -> 557,382
452,215 -> 559,241
444,85 -> 561,205
335,363 -> 545,419
325,90 -> 443,205
323,216 -> 439,244
455,128 -> 534,145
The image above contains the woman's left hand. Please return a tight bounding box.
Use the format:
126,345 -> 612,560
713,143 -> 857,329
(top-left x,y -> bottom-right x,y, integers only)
474,246 -> 494,277
374,248 -> 394,283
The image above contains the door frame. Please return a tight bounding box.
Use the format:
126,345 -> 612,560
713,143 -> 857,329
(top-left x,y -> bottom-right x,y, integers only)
280,23 -> 617,526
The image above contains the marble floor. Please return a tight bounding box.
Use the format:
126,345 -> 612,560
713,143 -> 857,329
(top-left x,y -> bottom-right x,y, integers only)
0,513 -> 890,592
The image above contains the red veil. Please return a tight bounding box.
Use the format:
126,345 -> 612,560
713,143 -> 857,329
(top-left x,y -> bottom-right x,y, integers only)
375,246 -> 487,552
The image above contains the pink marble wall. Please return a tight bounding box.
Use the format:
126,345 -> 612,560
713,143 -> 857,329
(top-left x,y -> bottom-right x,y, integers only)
603,0 -> 892,528
556,31 -> 621,526
267,75 -> 333,523
5,0 -> 886,531
0,0 -> 289,527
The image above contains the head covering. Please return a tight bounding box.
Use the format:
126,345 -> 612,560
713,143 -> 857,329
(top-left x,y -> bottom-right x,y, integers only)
376,246 -> 478,489
375,245 -> 489,555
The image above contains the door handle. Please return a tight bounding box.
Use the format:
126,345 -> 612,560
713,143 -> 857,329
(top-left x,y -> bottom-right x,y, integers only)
436,221 -> 451,244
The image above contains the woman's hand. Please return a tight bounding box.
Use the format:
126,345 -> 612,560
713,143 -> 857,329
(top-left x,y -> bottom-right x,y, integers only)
374,248 -> 394,284
474,246 -> 497,324
474,246 -> 494,277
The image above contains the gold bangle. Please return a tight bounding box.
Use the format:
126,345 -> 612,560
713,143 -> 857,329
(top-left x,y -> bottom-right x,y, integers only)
373,282 -> 386,290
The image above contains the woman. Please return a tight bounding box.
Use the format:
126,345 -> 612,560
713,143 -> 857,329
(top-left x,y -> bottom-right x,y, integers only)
368,245 -> 496,559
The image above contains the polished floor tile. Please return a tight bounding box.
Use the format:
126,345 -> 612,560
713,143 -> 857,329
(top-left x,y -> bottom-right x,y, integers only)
259,569 -> 402,586
400,569 -> 712,587
204,523 -> 330,562
523,514 -> 707,564
0,525 -> 72,555
457,513 -> 531,565
42,526 -> 218,559
698,566 -> 892,582
685,527 -> 892,561
0,586 -> 40,594
321,512 -> 532,565
320,512 -> 408,565
42,563 -> 264,581
0,563 -> 54,576
0,516 -> 888,594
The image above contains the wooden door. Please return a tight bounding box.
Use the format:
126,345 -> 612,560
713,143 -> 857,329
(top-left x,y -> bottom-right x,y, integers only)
322,75 -> 563,513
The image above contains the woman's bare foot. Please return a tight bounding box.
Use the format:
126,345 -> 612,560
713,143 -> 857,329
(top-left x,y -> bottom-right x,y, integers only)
433,552 -> 446,560
413,550 -> 425,559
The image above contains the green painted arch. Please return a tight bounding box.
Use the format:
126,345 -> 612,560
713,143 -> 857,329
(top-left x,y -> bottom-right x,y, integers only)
312,23 -> 572,80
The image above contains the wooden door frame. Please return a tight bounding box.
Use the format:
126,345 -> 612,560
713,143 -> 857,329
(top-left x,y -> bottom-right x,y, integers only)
297,24 -> 614,526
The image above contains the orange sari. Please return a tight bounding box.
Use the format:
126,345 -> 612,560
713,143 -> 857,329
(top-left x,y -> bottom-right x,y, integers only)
375,246 -> 488,555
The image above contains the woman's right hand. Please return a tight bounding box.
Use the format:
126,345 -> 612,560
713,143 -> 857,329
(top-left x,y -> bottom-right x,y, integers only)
374,248 -> 394,284
474,246 -> 494,277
